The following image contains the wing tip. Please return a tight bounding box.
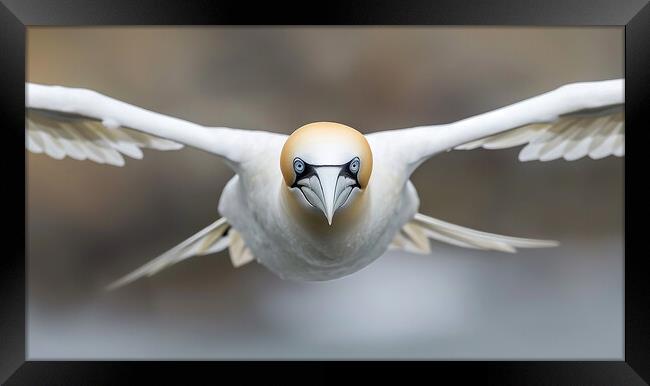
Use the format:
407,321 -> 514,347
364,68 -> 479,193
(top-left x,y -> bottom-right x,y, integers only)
495,238 -> 559,253
103,278 -> 129,292
530,239 -> 560,248
500,244 -> 518,253
103,270 -> 147,291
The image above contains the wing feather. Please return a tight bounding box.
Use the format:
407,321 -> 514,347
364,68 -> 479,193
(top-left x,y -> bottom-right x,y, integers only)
34,126 -> 66,159
412,213 -> 558,251
391,213 -> 558,255
456,95 -> 624,162
54,123 -> 89,160
538,120 -> 583,161
561,116 -> 608,160
589,121 -> 623,159
461,109 -> 624,163
613,133 -> 624,157
26,130 -> 44,153
27,108 -> 165,165
105,218 -> 232,290
482,124 -> 546,149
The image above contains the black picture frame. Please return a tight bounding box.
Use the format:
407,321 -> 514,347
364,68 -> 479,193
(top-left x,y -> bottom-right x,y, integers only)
2,0 -> 648,384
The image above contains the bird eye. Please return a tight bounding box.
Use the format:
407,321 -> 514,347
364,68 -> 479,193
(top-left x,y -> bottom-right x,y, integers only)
293,158 -> 305,174
349,157 -> 360,173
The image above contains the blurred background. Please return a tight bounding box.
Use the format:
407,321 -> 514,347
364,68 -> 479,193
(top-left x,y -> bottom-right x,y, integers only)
27,27 -> 623,359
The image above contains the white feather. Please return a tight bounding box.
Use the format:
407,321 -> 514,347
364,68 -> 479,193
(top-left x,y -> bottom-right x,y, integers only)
589,122 -> 622,159
482,124 -> 547,149
34,126 -> 66,159
27,122 -> 47,151
538,122 -> 582,161
390,213 -> 559,254
228,229 -> 256,268
105,218 -> 241,290
562,116 -> 609,161
26,130 -> 43,153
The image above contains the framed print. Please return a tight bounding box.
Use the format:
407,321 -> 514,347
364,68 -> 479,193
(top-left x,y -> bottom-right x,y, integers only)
1,0 -> 648,384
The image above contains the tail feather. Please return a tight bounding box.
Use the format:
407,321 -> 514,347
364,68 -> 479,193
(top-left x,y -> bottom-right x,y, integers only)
391,213 -> 559,254
105,217 -> 254,291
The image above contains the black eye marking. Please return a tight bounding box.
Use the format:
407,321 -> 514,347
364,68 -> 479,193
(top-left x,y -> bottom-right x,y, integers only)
291,158 -> 317,188
291,158 -> 362,190
339,158 -> 361,186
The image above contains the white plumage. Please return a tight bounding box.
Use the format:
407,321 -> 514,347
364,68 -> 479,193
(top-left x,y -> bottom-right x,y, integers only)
456,108 -> 624,161
27,109 -> 182,166
24,79 -> 624,287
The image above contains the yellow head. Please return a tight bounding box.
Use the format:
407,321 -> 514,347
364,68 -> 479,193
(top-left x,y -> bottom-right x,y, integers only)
280,122 -> 373,225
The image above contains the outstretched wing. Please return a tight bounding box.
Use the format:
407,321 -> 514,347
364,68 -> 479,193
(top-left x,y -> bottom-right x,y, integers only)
390,213 -> 558,254
27,107 -> 183,166
454,105 -> 623,161
26,83 -> 281,168
105,218 -> 256,290
369,79 -> 623,170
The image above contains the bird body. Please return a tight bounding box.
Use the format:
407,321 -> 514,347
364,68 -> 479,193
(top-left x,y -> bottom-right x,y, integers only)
24,79 -> 624,288
216,123 -> 419,281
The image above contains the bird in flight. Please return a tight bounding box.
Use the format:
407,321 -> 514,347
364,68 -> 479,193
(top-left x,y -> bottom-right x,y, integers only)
25,79 -> 624,289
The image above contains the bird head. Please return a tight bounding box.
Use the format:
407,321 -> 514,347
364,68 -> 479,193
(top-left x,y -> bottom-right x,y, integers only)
280,122 -> 373,225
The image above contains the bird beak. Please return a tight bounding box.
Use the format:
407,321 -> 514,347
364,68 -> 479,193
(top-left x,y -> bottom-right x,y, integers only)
296,166 -> 357,225
315,167 -> 342,225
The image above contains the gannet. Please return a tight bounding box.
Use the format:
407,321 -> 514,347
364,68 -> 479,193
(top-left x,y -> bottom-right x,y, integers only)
24,79 -> 624,288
